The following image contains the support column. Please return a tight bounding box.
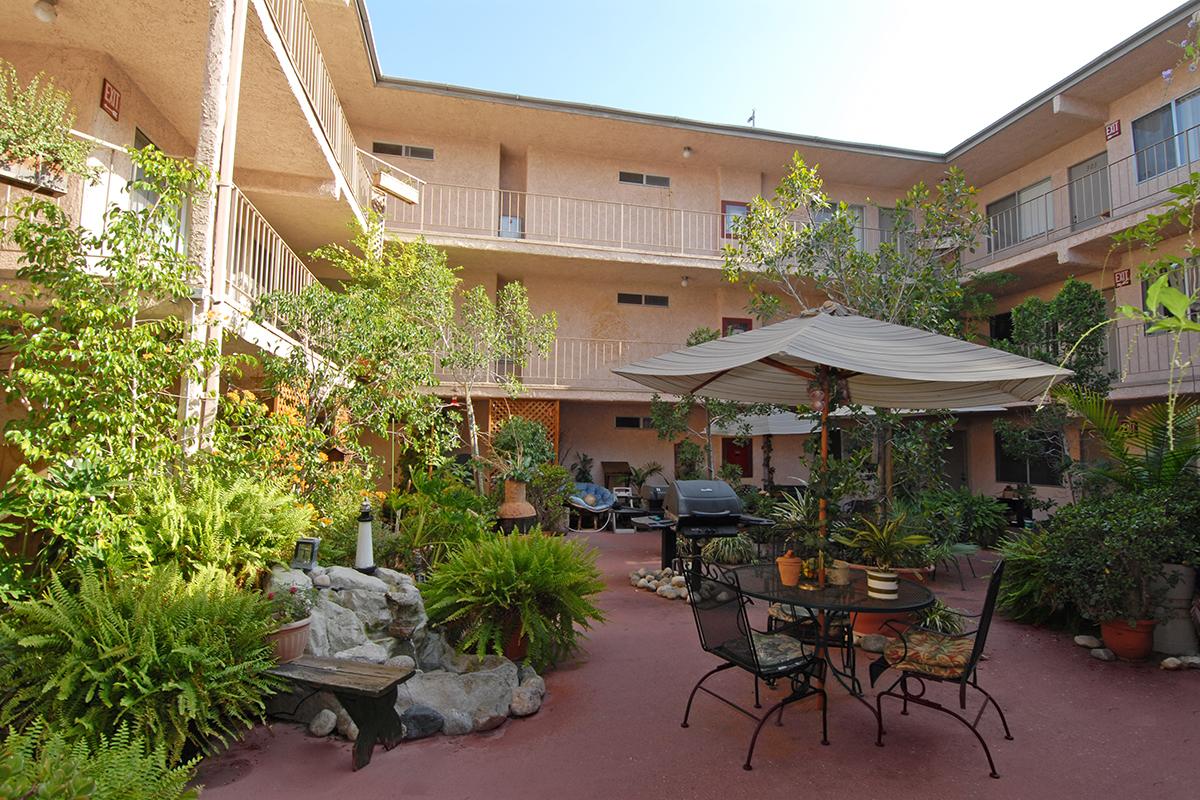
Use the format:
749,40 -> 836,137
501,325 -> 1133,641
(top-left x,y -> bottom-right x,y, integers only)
180,0 -> 249,452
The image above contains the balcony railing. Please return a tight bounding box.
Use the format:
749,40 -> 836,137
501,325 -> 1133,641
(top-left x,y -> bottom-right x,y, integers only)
225,185 -> 317,315
436,337 -> 682,393
969,123 -> 1200,268
260,0 -> 372,213
384,182 -> 897,260
1108,317 -> 1200,393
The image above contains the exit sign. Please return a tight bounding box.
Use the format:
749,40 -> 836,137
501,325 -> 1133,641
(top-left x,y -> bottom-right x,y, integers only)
100,79 -> 121,121
1114,268 -> 1132,288
1105,120 -> 1121,140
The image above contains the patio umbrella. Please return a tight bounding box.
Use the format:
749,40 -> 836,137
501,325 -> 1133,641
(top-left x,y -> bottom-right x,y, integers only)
613,303 -> 1072,584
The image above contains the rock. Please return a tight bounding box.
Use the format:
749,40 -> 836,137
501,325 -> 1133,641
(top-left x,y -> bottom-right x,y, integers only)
374,567 -> 414,589
1161,657 -> 1184,670
396,657 -> 519,731
306,596 -> 368,657
335,708 -> 358,741
678,590 -> 689,602
442,710 -> 473,736
671,576 -> 686,588
269,567 -> 312,593
312,573 -> 332,588
1073,635 -> 1102,649
400,704 -> 444,739
266,688 -> 342,724
636,568 -> 647,577
1180,655 -> 1200,669
335,589 -> 392,632
309,709 -> 337,737
1090,648 -> 1116,662
859,634 -> 890,654
637,579 -> 651,590
473,713 -> 507,732
325,566 -> 388,593
385,583 -> 428,638
335,642 -> 390,663
509,684 -> 543,717
656,585 -> 676,599
629,576 -> 641,587
385,654 -> 416,672
412,629 -> 454,671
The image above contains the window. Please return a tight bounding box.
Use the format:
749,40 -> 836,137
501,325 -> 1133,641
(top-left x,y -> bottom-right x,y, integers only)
994,432 -> 1062,486
372,142 -> 435,160
618,171 -> 670,188
721,317 -> 752,336
721,201 -> 749,238
615,416 -> 655,430
813,203 -> 865,250
985,178 -> 1052,253
989,312 -> 1014,343
1132,89 -> 1200,181
721,438 -> 753,478
879,208 -> 911,252
618,293 -> 668,307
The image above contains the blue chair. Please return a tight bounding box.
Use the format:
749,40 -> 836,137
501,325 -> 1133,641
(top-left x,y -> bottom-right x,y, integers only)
568,482 -> 616,532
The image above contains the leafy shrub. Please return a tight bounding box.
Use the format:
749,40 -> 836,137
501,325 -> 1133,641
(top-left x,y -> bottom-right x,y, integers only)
0,720 -> 197,800
675,440 -> 706,480
0,565 -> 280,763
996,528 -> 1079,627
528,463 -> 572,532
491,417 -> 554,468
127,471 -> 313,584
568,451 -> 594,483
915,598 -> 966,634
700,532 -> 756,565
423,532 -> 606,670
0,60 -> 91,174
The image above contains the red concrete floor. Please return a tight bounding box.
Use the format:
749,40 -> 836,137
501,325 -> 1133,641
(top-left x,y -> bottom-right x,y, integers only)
196,531 -> 1200,800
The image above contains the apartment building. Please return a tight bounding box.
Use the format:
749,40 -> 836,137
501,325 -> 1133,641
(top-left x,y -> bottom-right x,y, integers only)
2,0 -> 1197,506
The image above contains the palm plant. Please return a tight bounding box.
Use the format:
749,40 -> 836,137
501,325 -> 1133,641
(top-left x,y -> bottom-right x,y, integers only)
1058,386 -> 1200,491
832,513 -> 931,570
626,462 -> 664,494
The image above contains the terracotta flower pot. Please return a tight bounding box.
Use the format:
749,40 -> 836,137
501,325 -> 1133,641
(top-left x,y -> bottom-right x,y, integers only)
1100,619 -> 1157,660
853,610 -> 913,638
503,619 -> 530,662
776,552 -> 804,587
267,616 -> 311,663
498,479 -> 536,533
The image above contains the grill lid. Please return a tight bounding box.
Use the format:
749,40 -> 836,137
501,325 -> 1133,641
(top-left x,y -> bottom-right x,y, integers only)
666,480 -> 743,520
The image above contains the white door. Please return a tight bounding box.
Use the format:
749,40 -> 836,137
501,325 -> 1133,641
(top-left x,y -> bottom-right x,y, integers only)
1069,152 -> 1110,230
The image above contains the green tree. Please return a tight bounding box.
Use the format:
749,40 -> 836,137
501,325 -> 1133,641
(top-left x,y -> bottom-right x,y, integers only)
255,224 -> 461,475
648,327 -> 771,479
436,281 -> 556,490
1000,277 -> 1111,393
722,155 -> 993,336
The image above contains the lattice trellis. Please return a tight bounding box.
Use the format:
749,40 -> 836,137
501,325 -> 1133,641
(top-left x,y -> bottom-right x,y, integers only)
487,398 -> 560,457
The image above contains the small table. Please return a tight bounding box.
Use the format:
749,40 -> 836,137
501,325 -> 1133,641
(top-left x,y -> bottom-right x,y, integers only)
269,655 -> 415,770
729,564 -> 935,719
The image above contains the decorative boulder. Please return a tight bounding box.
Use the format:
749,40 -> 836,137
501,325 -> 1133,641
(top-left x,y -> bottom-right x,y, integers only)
335,588 -> 392,632
334,641 -> 391,664
395,657 -> 520,732
306,596 -> 369,657
385,582 -> 428,638
268,567 -> 312,594
400,704 -> 445,739
308,709 -> 337,737
324,566 -> 388,594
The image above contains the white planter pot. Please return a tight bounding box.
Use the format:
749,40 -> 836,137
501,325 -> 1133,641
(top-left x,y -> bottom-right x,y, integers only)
866,568 -> 899,600
1152,563 -> 1198,656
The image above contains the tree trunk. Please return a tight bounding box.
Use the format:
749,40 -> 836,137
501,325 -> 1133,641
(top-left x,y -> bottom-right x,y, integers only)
704,408 -> 715,479
464,389 -> 483,493
762,434 -> 774,490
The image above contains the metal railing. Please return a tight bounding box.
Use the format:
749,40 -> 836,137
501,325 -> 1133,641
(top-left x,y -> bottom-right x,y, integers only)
225,185 -> 317,313
970,123 -> 1200,267
260,0 -> 371,212
384,182 -> 893,259
1108,319 -> 1200,391
435,337 -> 682,392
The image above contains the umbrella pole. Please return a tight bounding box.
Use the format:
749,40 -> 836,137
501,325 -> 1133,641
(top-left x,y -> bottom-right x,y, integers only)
818,370 -> 830,589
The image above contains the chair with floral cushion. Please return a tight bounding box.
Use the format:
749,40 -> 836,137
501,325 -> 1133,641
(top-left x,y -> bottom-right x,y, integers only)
679,559 -> 828,770
869,559 -> 1012,778
567,482 -> 616,532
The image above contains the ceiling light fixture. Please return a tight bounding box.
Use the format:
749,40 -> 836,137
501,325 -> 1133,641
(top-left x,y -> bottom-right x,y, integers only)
680,275 -> 690,288
681,146 -> 693,159
32,0 -> 57,22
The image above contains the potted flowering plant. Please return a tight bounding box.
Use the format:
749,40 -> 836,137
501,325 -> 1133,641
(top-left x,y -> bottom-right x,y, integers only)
0,61 -> 91,195
265,585 -> 317,663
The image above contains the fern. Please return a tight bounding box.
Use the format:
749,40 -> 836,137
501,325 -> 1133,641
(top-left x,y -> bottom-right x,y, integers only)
422,532 -> 606,670
0,565 -> 281,763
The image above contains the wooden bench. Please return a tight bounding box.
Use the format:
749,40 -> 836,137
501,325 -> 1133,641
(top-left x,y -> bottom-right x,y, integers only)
268,655 -> 415,770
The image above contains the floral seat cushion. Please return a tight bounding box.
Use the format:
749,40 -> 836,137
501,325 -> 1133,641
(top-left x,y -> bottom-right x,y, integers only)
884,629 -> 974,679
768,603 -> 848,628
749,630 -> 811,668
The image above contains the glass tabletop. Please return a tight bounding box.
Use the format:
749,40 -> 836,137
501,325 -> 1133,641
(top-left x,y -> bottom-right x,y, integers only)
729,563 -> 936,614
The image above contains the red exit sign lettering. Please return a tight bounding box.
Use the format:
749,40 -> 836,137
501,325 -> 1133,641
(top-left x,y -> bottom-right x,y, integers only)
1105,120 -> 1121,140
100,79 -> 121,121
1114,268 -> 1132,288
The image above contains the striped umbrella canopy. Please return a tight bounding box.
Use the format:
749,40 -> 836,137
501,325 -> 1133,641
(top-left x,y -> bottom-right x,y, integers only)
613,304 -> 1070,409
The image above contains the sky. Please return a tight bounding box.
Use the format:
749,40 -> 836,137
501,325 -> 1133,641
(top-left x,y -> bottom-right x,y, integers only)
363,0 -> 1187,152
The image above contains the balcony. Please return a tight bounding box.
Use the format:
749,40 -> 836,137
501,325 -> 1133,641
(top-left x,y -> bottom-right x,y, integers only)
1108,318 -> 1200,399
435,337 -> 682,396
966,124 -> 1200,272
384,183 -> 897,264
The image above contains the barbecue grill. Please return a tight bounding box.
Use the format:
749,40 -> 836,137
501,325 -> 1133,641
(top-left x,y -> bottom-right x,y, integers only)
636,480 -> 771,568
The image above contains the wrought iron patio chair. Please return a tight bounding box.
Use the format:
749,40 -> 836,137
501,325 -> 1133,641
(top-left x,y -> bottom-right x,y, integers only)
869,559 -> 1012,778
680,559 -> 828,770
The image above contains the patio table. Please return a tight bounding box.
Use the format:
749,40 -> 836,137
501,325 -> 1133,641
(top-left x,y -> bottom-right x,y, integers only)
728,563 -> 935,724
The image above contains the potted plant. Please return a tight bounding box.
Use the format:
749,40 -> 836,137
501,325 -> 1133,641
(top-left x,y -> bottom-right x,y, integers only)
833,513 -> 931,600
627,461 -> 664,500
0,61 -> 91,196
422,532 -> 606,669
489,417 -> 554,533
265,585 -> 317,663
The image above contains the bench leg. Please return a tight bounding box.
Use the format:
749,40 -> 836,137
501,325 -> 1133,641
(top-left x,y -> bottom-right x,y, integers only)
336,687 -> 404,770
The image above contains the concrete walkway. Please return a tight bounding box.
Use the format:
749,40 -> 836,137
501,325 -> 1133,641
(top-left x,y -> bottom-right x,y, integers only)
197,530 -> 1199,799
